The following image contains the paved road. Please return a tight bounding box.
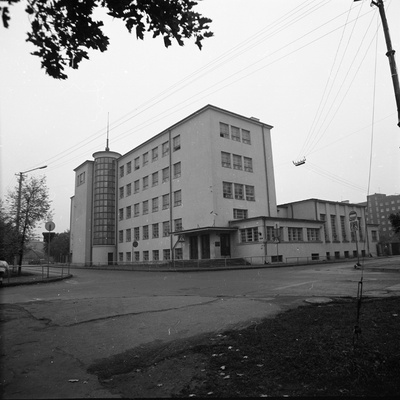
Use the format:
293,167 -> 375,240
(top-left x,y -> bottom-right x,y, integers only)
1,259 -> 400,398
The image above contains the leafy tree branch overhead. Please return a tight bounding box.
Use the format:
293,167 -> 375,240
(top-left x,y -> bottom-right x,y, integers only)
1,0 -> 213,79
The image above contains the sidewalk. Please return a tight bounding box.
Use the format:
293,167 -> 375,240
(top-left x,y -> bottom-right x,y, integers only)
1,256 -> 399,288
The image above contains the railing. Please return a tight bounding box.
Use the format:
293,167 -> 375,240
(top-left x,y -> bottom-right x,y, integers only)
3,264 -> 71,284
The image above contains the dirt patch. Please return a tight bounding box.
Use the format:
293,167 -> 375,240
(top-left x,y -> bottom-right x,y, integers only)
88,296 -> 400,397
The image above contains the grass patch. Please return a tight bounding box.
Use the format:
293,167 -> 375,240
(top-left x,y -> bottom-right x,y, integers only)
178,296 -> 400,397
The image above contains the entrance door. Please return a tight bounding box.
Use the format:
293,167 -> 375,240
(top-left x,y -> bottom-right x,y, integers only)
201,234 -> 210,259
108,252 -> 113,265
189,236 -> 198,259
220,234 -> 231,257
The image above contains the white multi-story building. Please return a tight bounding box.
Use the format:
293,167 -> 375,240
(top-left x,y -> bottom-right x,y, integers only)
70,104 -> 378,266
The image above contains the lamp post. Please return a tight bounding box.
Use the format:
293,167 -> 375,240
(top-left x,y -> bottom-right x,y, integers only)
15,165 -> 47,272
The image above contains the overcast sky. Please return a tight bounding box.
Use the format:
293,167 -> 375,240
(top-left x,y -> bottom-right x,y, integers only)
1,0 -> 400,236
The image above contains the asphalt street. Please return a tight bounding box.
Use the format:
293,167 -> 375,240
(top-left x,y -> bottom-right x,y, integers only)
1,259 -> 400,398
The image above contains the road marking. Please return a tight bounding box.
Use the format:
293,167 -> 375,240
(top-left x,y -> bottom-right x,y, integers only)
274,280 -> 318,291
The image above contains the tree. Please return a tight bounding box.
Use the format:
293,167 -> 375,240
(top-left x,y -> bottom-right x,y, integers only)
6,176 -> 52,274
388,212 -> 400,235
43,230 -> 70,262
1,0 -> 213,79
0,200 -> 19,263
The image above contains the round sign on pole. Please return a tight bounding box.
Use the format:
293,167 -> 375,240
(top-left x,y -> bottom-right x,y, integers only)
349,211 -> 357,221
132,241 -> 138,248
45,221 -> 55,231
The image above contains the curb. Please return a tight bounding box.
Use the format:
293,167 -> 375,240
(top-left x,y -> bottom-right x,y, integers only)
1,274 -> 73,288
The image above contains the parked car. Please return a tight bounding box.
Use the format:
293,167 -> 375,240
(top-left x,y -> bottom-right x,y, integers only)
0,260 -> 10,284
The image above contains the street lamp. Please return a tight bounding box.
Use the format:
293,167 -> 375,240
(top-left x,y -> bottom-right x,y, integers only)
15,165 -> 47,271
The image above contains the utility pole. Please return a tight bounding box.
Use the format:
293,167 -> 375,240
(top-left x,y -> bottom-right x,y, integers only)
15,165 -> 47,273
355,0 -> 400,127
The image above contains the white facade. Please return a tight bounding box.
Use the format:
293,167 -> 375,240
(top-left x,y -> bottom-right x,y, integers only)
70,105 -> 375,266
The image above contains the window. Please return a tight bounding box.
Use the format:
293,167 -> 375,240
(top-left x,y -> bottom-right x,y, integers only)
240,227 -> 259,243
126,229 -> 132,242
288,227 -> 303,241
126,183 -> 132,196
162,141 -> 169,157
143,251 -> 149,261
173,162 -> 181,178
266,226 -> 275,241
134,180 -> 140,193
119,252 -> 123,262
220,122 -> 229,138
126,252 -> 132,262
143,152 -> 149,166
371,230 -> 378,242
134,251 -> 140,261
173,135 -> 181,151
162,194 -> 170,209
163,249 -> 171,260
152,147 -> 158,161
126,206 -> 132,219
233,209 -> 248,219
119,165 -> 124,178
119,186 -> 124,199
134,157 -> 140,170
307,228 -> 320,241
223,182 -> 233,199
320,214 -> 329,241
134,227 -> 140,240
143,175 -> 149,190
143,225 -> 149,240
245,185 -> 255,201
162,167 -> 169,183
119,208 -> 124,221
152,223 -> 159,238
221,152 -> 231,168
163,221 -> 170,237
119,230 -> 123,243
152,171 -> 159,186
143,200 -> 149,215
77,171 -> 85,186
244,157 -> 253,172
234,183 -> 244,200
127,161 -> 132,174
233,154 -> 242,170
153,250 -> 159,261
174,190 -> 182,206
152,197 -> 159,212
231,126 -> 240,141
175,248 -> 183,259
330,215 -> 338,241
174,218 -> 182,231
340,216 -> 346,241
242,129 -> 251,144
134,203 -> 140,217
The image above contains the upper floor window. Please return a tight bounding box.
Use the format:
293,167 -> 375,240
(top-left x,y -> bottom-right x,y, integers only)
77,172 -> 85,186
220,122 -> 229,138
288,227 -> 303,241
234,183 -> 244,200
162,167 -> 169,183
174,218 -> 183,231
134,157 -> 140,170
143,152 -> 149,166
244,157 -> 253,172
119,165 -> 124,178
162,141 -> 169,157
143,175 -> 149,190
134,180 -> 140,193
221,152 -> 231,168
174,190 -> 182,206
223,181 -> 233,199
173,162 -> 181,178
162,194 -> 170,209
152,147 -> 158,162
173,135 -> 181,151
245,185 -> 255,201
127,161 -> 132,174
152,171 -> 159,186
242,129 -> 251,144
119,186 -> 124,199
231,126 -> 241,141
233,154 -> 242,170
126,183 -> 132,196
233,209 -> 248,219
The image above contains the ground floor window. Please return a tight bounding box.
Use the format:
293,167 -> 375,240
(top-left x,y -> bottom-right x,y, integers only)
307,228 -> 320,241
134,251 -> 140,261
175,248 -> 183,259
118,252 -> 123,262
153,250 -> 159,260
143,251 -> 149,261
126,252 -> 131,262
163,249 -> 171,260
288,227 -> 303,241
240,227 -> 259,243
